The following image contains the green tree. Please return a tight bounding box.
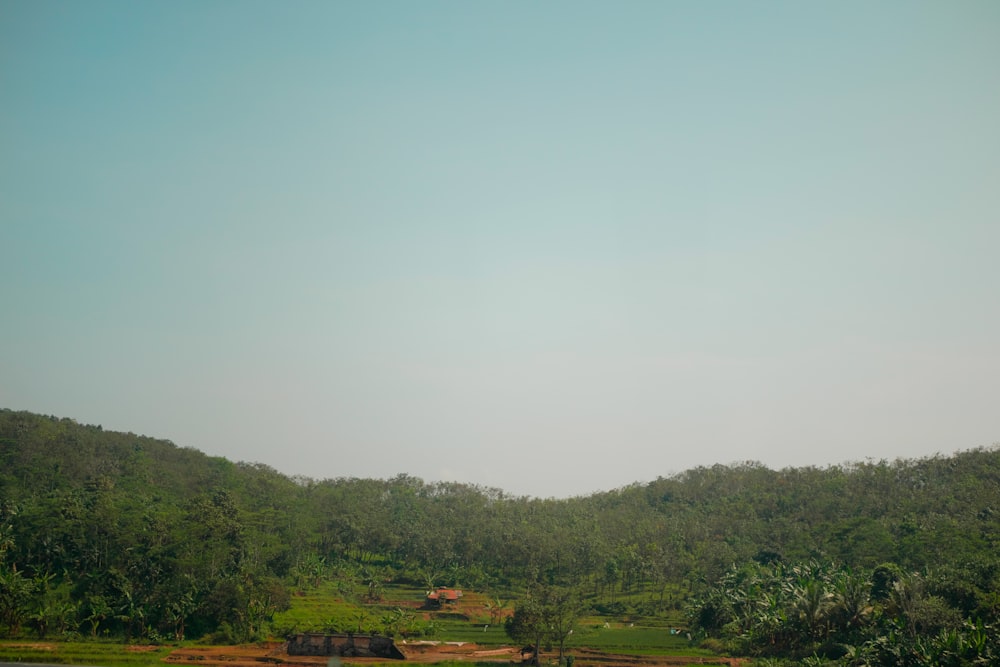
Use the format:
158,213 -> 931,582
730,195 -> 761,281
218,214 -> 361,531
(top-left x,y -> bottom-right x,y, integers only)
544,586 -> 582,664
505,594 -> 545,665
0,566 -> 35,635
83,594 -> 112,638
505,586 -> 582,666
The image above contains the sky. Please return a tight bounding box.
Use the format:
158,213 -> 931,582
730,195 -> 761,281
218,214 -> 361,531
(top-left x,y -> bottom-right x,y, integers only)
2,1 -> 999,498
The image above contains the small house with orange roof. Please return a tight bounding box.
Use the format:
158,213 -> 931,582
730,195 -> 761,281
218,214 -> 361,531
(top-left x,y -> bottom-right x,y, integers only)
426,587 -> 463,607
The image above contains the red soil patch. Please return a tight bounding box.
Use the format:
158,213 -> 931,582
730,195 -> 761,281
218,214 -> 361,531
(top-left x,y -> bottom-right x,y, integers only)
4,643 -> 56,651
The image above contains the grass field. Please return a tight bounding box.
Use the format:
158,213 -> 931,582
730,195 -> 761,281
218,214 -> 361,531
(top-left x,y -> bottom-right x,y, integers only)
0,640 -> 173,666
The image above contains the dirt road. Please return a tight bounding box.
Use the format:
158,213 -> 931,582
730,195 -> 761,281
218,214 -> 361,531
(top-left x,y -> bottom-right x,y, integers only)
163,641 -> 745,667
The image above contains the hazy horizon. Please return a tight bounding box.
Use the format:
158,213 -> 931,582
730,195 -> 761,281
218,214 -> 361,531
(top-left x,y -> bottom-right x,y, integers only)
3,1 -> 999,498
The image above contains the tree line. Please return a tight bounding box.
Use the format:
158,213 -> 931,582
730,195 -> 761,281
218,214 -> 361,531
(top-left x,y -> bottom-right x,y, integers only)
1,409 -> 997,664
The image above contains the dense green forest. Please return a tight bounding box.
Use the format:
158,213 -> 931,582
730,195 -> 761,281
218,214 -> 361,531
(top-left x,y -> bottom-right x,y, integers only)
1,409 -> 998,665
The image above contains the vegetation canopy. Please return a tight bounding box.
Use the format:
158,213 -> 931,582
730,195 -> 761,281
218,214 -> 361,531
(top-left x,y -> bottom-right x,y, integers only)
1,409 -> 997,666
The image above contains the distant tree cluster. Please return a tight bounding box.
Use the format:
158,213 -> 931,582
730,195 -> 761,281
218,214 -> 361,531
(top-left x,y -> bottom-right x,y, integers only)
1,408 -> 997,665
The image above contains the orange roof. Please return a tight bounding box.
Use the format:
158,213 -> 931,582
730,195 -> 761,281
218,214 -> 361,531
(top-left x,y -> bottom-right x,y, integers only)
427,588 -> 463,600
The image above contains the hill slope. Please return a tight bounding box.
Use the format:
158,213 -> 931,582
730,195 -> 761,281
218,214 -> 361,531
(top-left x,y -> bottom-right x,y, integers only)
1,408 -> 997,652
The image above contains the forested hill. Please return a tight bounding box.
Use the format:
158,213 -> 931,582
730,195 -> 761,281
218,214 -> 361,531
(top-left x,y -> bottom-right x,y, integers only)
1,408 -> 998,646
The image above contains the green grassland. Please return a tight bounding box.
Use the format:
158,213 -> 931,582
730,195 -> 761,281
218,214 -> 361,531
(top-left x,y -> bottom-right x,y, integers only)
0,640 -> 173,666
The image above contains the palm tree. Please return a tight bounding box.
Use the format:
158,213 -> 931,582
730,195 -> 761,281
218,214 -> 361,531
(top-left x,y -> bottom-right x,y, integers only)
486,595 -> 509,625
830,568 -> 872,637
791,578 -> 833,640
420,568 -> 439,593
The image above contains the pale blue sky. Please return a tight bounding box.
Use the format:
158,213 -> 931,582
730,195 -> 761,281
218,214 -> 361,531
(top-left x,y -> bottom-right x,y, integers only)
2,1 -> 998,497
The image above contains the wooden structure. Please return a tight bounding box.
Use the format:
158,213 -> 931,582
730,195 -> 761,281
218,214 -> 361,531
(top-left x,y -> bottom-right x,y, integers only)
286,633 -> 405,659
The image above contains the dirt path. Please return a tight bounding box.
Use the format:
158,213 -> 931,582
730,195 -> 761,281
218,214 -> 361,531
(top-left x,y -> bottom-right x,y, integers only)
163,642 -> 745,667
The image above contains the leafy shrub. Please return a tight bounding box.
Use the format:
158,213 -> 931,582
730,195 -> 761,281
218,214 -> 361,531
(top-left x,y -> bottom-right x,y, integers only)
697,637 -> 726,654
592,601 -> 627,616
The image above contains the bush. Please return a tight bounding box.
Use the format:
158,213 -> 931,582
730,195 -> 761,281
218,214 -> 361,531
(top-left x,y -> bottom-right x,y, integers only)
592,601 -> 627,616
697,637 -> 726,654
